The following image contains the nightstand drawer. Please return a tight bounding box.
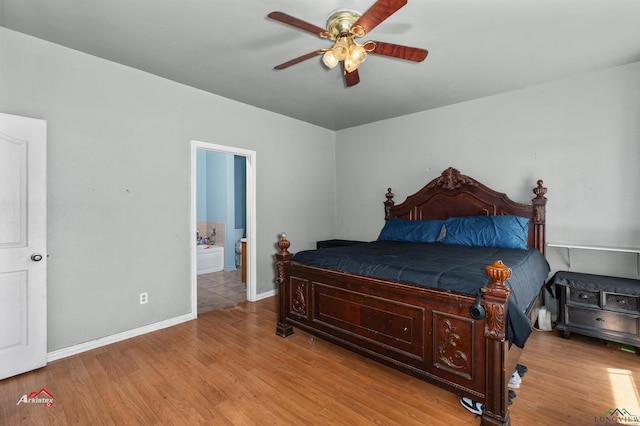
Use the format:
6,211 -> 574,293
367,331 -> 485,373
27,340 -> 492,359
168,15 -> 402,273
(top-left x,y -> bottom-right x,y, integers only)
568,288 -> 599,306
604,293 -> 639,313
567,306 -> 638,336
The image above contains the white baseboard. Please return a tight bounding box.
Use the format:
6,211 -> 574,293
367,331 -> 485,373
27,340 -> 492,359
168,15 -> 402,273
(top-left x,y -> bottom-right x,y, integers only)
46,312 -> 196,362
255,289 -> 276,301
47,292 -> 276,362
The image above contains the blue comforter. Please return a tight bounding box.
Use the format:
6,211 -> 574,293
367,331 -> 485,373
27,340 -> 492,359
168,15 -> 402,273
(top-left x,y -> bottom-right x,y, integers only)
293,241 -> 550,347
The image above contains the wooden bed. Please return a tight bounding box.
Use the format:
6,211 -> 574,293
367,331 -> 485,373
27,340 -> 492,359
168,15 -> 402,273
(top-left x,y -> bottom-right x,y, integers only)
275,167 -> 548,426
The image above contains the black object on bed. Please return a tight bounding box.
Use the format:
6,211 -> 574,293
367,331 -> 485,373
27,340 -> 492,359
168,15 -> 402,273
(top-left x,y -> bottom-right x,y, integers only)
293,241 -> 550,347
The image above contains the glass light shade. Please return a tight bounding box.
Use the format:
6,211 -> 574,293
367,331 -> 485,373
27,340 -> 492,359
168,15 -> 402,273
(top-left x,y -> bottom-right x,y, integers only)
333,39 -> 349,61
344,44 -> 367,73
344,56 -> 357,73
322,50 -> 339,69
350,44 -> 367,64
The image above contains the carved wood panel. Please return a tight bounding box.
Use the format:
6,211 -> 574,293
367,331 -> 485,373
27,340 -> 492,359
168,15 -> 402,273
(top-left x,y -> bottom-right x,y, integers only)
432,311 -> 475,380
289,277 -> 308,319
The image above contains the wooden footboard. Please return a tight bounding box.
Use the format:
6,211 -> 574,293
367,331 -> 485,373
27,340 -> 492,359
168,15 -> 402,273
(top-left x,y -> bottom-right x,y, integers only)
276,235 -> 517,426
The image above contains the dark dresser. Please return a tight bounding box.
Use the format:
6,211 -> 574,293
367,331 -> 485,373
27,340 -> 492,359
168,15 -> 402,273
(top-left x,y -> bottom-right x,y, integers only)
552,271 -> 640,351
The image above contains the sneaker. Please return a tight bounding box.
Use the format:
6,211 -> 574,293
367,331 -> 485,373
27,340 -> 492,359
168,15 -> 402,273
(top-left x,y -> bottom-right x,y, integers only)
516,364 -> 528,377
508,371 -> 521,389
460,397 -> 484,415
509,390 -> 517,399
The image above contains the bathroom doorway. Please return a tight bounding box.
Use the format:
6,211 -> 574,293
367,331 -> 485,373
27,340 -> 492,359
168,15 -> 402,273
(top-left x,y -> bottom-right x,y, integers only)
190,141 -> 256,315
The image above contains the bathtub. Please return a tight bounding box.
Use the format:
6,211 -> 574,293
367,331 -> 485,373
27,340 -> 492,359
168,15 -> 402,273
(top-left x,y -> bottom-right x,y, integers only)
197,245 -> 224,275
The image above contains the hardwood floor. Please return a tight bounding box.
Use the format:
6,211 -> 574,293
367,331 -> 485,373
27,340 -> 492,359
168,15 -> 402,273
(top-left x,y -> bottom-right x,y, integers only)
1,296 -> 638,425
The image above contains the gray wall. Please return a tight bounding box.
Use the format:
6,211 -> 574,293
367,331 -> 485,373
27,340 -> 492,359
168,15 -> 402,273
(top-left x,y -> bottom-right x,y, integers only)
0,28 -> 336,352
3,26 -> 638,354
335,62 -> 640,279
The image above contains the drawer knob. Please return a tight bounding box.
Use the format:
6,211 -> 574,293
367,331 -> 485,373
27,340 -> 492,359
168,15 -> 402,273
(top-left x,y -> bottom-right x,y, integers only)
616,299 -> 627,304
596,317 -> 605,322
579,293 -> 589,299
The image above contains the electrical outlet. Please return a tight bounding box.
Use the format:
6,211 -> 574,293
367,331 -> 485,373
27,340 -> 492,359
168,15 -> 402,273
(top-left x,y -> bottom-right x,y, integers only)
139,292 -> 148,304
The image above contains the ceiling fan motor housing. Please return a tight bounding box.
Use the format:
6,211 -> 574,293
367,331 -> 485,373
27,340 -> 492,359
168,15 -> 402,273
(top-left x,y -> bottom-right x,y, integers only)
326,10 -> 362,38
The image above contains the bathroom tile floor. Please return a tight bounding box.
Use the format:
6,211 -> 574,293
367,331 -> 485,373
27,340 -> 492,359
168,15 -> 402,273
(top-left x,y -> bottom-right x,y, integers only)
197,269 -> 245,313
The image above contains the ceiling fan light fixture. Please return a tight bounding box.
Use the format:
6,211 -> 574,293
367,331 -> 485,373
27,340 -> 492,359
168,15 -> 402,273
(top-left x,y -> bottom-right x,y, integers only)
332,37 -> 349,61
344,56 -> 357,73
322,50 -> 339,69
344,57 -> 356,73
351,43 -> 367,62
344,43 -> 367,73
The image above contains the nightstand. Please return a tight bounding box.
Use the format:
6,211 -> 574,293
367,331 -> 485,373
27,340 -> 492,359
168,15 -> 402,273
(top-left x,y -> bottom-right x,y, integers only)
552,271 -> 640,351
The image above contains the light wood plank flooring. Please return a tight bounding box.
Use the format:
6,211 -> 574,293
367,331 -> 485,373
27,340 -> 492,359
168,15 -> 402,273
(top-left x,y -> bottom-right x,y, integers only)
1,297 -> 638,425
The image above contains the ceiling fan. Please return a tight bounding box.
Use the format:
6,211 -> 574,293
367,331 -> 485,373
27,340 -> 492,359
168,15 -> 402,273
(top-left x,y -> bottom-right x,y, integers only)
267,0 -> 428,87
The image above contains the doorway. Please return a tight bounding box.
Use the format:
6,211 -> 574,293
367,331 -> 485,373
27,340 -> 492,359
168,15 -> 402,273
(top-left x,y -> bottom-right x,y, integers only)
190,140 -> 257,316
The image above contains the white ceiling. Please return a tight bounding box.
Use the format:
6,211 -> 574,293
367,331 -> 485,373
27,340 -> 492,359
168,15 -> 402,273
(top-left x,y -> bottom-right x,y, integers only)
2,0 -> 640,130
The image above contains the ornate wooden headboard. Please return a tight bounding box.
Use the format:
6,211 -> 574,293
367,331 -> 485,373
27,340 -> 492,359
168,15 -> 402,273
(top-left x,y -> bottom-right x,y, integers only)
384,167 -> 548,254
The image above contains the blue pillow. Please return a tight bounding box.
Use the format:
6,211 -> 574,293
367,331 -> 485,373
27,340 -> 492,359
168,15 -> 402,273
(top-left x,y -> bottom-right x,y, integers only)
441,216 -> 529,250
377,219 -> 445,243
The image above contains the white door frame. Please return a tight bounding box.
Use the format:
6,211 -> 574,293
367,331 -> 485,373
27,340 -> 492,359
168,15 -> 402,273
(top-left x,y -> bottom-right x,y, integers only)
190,140 -> 257,311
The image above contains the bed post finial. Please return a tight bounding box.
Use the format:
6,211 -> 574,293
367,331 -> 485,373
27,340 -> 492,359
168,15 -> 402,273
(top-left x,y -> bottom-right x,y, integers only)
384,188 -> 395,220
275,233 -> 294,337
484,260 -> 511,292
278,232 -> 291,257
482,260 -> 512,341
533,180 -> 547,199
532,180 -> 547,255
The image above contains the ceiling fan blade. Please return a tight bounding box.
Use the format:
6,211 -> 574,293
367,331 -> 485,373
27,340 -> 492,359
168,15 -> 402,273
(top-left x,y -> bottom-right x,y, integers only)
268,12 -> 329,38
354,0 -> 408,36
274,50 -> 324,70
368,41 -> 428,62
341,63 -> 360,87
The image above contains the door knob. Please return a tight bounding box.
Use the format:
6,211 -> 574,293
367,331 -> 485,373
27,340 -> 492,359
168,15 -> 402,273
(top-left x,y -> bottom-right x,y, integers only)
31,254 -> 43,262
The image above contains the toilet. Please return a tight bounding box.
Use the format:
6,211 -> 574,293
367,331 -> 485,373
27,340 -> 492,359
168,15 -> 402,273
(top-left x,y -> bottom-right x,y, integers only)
234,229 -> 244,266
197,245 -> 224,275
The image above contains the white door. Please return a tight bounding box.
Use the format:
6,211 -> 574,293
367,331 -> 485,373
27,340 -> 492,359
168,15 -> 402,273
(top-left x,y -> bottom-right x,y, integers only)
0,112 -> 47,380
